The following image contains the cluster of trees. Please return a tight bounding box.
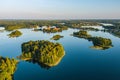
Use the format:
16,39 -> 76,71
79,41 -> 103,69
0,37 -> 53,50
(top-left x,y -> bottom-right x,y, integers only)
5,25 -> 24,31
89,37 -> 113,49
51,35 -> 64,40
43,28 -> 62,33
42,26 -> 68,33
18,40 -> 65,67
73,30 -> 92,39
0,56 -> 18,80
63,20 -> 100,28
73,30 -> 113,50
8,30 -> 22,38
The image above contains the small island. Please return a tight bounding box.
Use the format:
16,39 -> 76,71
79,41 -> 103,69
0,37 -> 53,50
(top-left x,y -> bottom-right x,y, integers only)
0,56 -> 18,80
36,26 -> 68,33
43,27 -> 62,33
73,30 -> 113,50
73,30 -> 91,39
8,30 -> 22,38
18,40 -> 65,67
89,37 -> 113,50
51,35 -> 64,40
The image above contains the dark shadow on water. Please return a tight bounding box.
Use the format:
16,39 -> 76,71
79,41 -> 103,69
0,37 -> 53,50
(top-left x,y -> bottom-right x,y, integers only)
26,59 -> 51,70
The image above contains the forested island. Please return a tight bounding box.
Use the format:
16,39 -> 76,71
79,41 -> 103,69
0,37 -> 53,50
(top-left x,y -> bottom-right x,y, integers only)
42,26 -> 68,33
73,30 -> 91,39
0,56 -> 18,80
89,37 -> 113,50
73,30 -> 113,50
8,30 -> 22,38
51,35 -> 64,40
18,40 -> 65,67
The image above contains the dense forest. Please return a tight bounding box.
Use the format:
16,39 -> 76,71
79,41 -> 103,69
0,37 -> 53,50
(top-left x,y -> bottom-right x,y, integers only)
8,30 -> 22,38
51,35 -> 64,40
18,40 -> 65,67
0,56 -> 18,80
73,30 -> 113,50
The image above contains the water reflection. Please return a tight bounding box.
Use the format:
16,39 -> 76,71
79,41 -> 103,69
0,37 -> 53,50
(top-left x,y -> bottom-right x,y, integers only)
25,59 -> 51,70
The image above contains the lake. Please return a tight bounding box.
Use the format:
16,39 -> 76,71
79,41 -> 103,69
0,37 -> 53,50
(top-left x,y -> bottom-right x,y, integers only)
0,28 -> 120,80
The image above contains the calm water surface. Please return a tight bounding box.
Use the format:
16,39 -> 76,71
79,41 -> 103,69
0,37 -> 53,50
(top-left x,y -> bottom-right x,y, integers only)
0,28 -> 120,80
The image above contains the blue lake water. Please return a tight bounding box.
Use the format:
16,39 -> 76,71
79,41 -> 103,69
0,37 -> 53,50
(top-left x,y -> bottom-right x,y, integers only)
0,28 -> 120,80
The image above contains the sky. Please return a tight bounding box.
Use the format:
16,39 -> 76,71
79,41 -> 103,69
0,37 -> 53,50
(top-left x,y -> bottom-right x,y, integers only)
0,0 -> 120,19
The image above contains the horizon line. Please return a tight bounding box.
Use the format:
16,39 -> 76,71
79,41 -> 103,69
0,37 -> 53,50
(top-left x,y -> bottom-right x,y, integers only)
0,18 -> 120,21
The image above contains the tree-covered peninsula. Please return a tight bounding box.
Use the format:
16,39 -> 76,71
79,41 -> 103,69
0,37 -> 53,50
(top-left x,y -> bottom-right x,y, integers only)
73,30 -> 113,50
8,30 -> 22,38
0,56 -> 18,80
51,35 -> 64,40
18,40 -> 65,67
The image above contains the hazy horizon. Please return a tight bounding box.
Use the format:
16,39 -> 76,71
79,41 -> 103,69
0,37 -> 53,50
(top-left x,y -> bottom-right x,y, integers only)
0,0 -> 120,19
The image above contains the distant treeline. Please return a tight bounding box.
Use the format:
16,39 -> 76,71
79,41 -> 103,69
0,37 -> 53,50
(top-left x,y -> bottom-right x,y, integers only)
0,20 -> 100,31
0,20 -> 120,37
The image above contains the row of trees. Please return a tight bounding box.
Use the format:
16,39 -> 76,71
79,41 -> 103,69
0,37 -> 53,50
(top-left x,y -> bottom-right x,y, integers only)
0,56 -> 18,80
18,40 -> 65,67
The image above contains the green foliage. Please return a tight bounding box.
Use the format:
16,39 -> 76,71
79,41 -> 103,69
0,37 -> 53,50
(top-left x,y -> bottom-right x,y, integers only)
43,28 -> 62,33
42,26 -> 68,33
18,40 -> 65,66
89,37 -> 112,49
5,25 -> 24,31
73,30 -> 113,50
8,30 -> 22,38
0,20 -> 68,31
73,30 -> 91,39
0,56 -> 18,80
51,35 -> 64,40
61,26 -> 68,30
